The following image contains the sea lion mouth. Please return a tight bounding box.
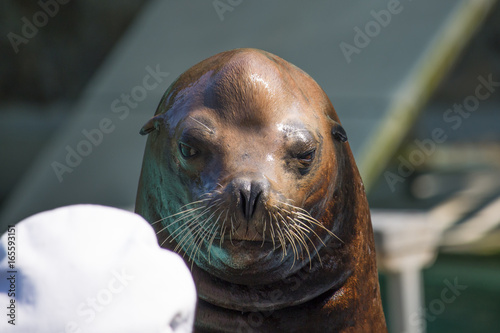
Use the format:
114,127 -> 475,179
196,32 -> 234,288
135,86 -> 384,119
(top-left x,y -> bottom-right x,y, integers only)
212,239 -> 284,257
213,238 -> 278,245
152,193 -> 341,272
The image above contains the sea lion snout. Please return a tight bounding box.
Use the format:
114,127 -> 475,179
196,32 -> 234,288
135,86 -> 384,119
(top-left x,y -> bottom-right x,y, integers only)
230,175 -> 270,221
223,173 -> 271,240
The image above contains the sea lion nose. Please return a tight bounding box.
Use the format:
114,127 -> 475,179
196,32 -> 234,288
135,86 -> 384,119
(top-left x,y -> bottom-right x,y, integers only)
233,176 -> 270,221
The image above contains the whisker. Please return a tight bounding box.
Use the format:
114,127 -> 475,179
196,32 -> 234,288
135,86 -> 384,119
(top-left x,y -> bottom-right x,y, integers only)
273,213 -> 288,261
229,215 -> 235,246
281,226 -> 298,269
293,218 -> 327,248
292,219 -> 323,256
174,206 -> 215,253
296,213 -> 344,244
151,198 -> 212,225
268,212 -> 276,251
288,221 -> 313,269
187,207 -> 221,260
184,219 -> 210,264
219,210 -> 229,247
278,200 -> 343,243
156,206 -> 206,234
166,206 -> 212,242
207,210 -> 225,263
261,217 -> 267,247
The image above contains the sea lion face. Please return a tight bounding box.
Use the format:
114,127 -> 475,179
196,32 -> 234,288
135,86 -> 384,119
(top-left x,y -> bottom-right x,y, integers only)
137,49 -> 348,285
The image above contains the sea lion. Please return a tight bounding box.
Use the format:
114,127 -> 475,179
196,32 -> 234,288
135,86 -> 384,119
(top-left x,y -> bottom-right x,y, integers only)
135,48 -> 386,332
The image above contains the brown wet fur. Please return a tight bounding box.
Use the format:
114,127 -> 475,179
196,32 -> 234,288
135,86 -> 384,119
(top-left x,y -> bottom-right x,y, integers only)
135,48 -> 387,332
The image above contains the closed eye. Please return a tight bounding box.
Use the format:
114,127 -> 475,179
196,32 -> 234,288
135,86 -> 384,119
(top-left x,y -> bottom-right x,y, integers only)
297,150 -> 315,163
295,149 -> 316,175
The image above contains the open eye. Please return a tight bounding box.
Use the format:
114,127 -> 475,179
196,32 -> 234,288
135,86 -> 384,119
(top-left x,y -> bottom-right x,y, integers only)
179,142 -> 199,158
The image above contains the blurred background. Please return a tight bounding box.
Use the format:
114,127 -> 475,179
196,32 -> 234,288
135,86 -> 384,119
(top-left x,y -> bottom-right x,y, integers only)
1,1 -> 499,332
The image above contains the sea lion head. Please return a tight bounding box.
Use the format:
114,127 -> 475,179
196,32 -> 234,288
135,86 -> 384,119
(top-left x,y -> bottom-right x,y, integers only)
135,48 -> 356,287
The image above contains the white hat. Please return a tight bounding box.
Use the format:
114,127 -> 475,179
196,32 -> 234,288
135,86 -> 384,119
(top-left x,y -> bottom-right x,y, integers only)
0,204 -> 196,333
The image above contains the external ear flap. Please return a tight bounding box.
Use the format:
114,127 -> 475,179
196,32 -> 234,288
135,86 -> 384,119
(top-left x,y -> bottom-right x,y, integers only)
331,121 -> 348,143
139,116 -> 160,136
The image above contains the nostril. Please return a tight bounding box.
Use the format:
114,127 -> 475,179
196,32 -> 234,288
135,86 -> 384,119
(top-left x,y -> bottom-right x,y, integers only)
235,177 -> 269,221
249,191 -> 261,219
240,190 -> 248,219
240,188 -> 262,221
